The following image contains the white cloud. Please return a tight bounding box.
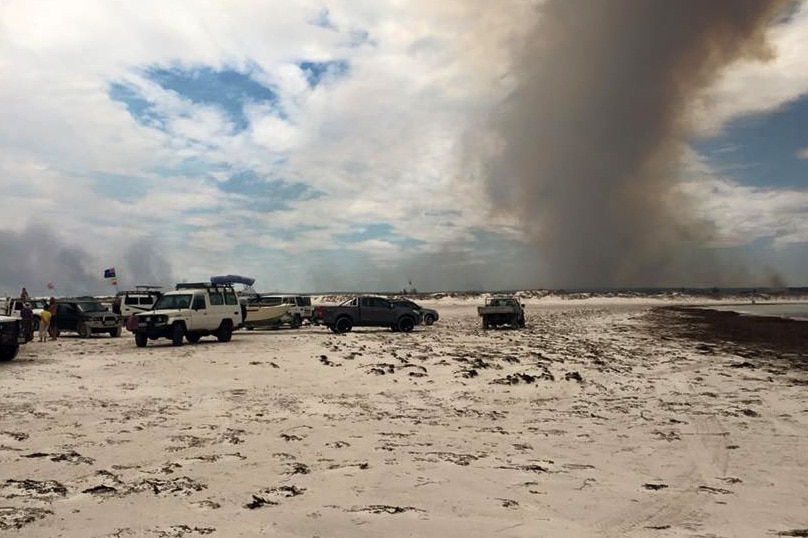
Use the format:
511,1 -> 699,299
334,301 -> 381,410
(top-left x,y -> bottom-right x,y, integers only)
694,1 -> 808,135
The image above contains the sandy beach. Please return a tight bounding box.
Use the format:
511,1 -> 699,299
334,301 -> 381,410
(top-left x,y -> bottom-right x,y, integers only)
1,297 -> 807,537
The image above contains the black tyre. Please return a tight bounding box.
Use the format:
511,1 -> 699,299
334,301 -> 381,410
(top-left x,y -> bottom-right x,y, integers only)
216,320 -> 233,342
291,315 -> 302,329
110,327 -> 122,338
134,332 -> 148,348
0,344 -> 19,362
482,318 -> 490,330
334,316 -> 353,334
423,314 -> 435,326
186,333 -> 201,343
171,323 -> 185,346
397,316 -> 415,333
78,322 -> 92,338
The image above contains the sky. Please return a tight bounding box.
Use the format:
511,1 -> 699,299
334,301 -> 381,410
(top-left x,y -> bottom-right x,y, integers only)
0,0 -> 806,296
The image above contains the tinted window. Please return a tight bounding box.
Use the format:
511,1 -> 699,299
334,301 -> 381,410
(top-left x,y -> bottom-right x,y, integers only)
224,291 -> 238,305
139,297 -> 154,305
298,297 -> 311,306
155,294 -> 192,310
261,297 -> 282,306
209,291 -> 224,306
193,295 -> 206,309
125,296 -> 139,305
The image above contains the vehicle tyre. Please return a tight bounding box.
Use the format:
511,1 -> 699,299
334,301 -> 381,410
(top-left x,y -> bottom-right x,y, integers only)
519,315 -> 526,328
216,320 -> 233,342
110,327 -> 122,338
423,314 -> 435,326
186,333 -> 201,343
397,316 -> 415,333
482,318 -> 490,330
78,322 -> 92,338
134,332 -> 148,348
0,344 -> 19,362
291,315 -> 302,329
171,322 -> 185,346
334,317 -> 353,334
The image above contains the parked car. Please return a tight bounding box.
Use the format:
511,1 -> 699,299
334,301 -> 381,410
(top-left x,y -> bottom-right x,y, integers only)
112,287 -> 163,318
132,282 -> 242,347
391,298 -> 439,325
53,298 -> 124,338
477,295 -> 525,329
245,294 -> 313,328
0,315 -> 25,361
314,295 -> 420,333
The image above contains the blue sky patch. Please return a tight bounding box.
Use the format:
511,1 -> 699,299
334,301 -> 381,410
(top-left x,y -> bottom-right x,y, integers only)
91,172 -> 150,202
298,60 -> 350,88
696,94 -> 808,189
218,170 -> 322,211
309,8 -> 337,30
109,82 -> 167,130
143,65 -> 280,133
337,222 -> 425,249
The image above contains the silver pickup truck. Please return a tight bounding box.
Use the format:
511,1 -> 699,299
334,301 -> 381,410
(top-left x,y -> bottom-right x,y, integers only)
477,295 -> 526,329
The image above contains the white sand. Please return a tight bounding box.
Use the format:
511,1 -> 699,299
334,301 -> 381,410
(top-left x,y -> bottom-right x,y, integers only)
1,299 -> 806,537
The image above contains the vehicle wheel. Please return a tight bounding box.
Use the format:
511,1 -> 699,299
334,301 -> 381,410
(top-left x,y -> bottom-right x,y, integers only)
110,327 -> 122,338
519,315 -> 526,328
171,322 -> 185,346
397,316 -> 415,333
216,320 -> 233,342
0,344 -> 19,362
334,317 -> 353,334
134,332 -> 148,348
78,322 -> 92,338
482,319 -> 490,330
186,333 -> 201,343
423,314 -> 435,326
291,315 -> 302,329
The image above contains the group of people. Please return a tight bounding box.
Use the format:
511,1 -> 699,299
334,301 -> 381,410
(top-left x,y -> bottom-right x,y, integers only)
18,287 -> 57,342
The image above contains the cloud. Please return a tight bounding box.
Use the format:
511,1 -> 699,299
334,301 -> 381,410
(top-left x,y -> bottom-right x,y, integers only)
0,0 -> 806,292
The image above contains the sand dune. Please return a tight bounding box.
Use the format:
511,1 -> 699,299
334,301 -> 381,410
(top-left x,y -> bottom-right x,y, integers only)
1,299 -> 806,537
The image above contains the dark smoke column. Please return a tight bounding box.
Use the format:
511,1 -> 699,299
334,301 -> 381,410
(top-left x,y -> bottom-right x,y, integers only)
487,0 -> 791,288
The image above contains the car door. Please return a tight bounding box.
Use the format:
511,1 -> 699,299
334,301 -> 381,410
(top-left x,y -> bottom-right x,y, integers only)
56,303 -> 79,332
360,297 -> 393,326
189,293 -> 211,331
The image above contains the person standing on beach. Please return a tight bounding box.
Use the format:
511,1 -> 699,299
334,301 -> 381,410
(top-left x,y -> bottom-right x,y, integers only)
47,297 -> 58,340
20,302 -> 34,342
20,287 -> 29,301
38,307 -> 51,342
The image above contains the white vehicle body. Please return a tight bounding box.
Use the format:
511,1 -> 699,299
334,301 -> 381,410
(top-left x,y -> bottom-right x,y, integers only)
252,295 -> 313,327
113,290 -> 162,318
0,297 -> 46,327
132,284 -> 242,347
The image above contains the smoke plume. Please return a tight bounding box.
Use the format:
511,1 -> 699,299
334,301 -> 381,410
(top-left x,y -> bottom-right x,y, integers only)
485,0 -> 792,287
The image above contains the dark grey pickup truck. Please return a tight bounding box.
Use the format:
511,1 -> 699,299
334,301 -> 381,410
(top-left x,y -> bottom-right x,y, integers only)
314,296 -> 419,333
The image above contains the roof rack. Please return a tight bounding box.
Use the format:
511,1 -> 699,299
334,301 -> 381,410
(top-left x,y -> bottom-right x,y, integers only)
175,282 -> 236,290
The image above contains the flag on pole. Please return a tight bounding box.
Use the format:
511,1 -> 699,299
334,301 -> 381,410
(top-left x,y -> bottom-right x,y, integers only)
103,267 -> 116,279
46,282 -> 55,290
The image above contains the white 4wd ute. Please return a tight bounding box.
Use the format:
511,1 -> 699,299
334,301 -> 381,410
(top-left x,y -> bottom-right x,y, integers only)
132,283 -> 242,347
